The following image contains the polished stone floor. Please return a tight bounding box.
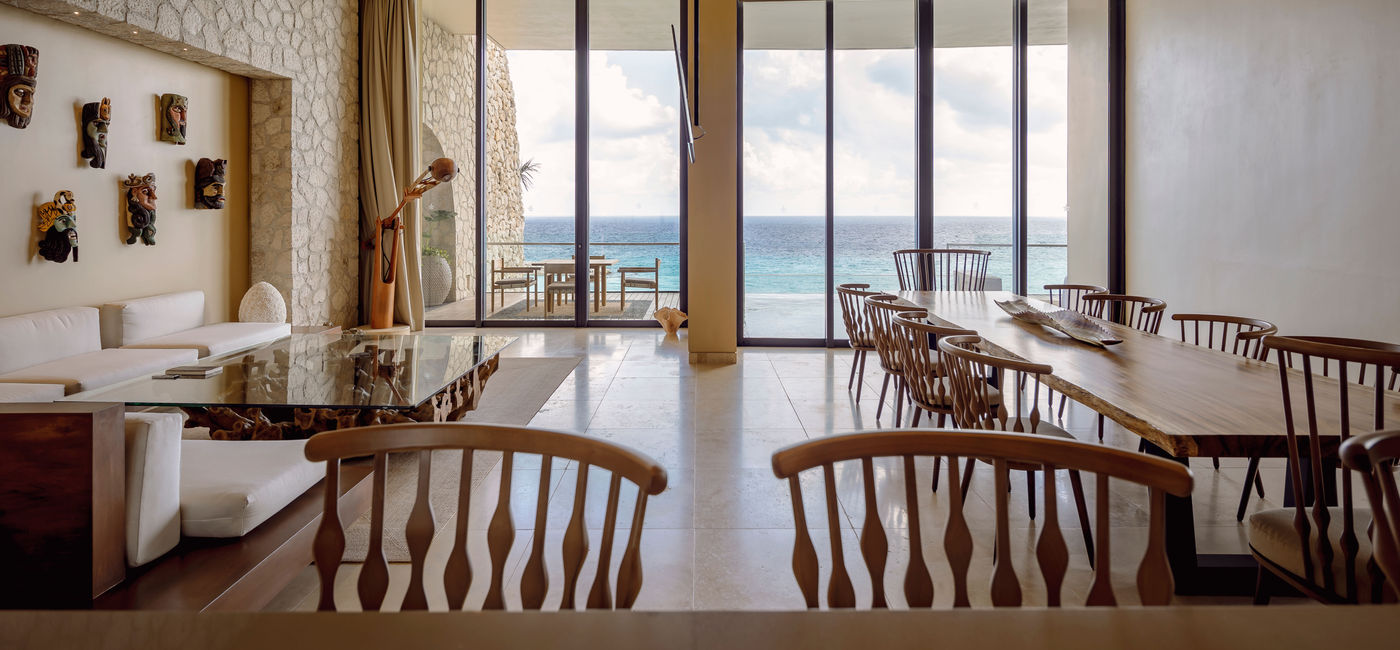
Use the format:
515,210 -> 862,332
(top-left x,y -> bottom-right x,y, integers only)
269,328 -> 1295,611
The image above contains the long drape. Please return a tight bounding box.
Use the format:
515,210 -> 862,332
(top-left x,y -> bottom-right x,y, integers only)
359,0 -> 424,330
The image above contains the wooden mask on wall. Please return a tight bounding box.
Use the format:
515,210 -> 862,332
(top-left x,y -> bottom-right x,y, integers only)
36,190 -> 78,263
81,98 -> 111,169
159,93 -> 187,145
194,158 -> 226,209
0,44 -> 38,129
122,173 -> 157,246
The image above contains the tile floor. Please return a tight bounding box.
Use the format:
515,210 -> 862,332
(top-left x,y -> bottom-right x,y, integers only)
269,328 -> 1299,611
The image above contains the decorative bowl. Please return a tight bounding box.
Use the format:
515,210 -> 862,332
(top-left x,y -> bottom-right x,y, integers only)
995,298 -> 1122,347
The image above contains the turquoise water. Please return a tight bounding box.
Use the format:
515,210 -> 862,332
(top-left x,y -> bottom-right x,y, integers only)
521,215 -> 1068,294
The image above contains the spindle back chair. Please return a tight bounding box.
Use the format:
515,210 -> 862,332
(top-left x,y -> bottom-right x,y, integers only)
1081,294 -> 1166,334
771,429 -> 1193,608
305,423 -> 668,611
837,283 -> 889,401
1252,336 -> 1400,604
1339,429 -> 1400,599
893,249 -> 992,292
1043,284 -> 1106,314
865,294 -> 926,423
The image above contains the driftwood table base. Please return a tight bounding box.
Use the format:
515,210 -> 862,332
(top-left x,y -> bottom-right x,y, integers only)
187,356 -> 499,441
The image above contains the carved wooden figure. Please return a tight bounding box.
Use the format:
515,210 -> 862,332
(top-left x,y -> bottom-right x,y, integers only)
80,98 -> 110,169
0,44 -> 38,129
36,190 -> 78,263
194,158 -> 226,209
122,173 -> 157,246
159,93 -> 187,144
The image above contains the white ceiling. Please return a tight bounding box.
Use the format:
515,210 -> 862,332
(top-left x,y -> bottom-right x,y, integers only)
423,0 -> 1069,51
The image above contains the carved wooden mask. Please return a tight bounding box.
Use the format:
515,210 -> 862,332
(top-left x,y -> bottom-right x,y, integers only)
0,44 -> 37,129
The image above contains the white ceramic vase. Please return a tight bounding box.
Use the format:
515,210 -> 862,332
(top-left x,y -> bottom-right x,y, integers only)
422,254 -> 453,306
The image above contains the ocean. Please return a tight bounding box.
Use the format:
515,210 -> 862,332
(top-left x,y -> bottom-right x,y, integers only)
519,215 -> 1068,294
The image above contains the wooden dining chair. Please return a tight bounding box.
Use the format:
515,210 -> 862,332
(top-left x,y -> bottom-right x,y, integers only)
304,422 -> 669,611
618,257 -> 659,311
892,249 -> 992,292
1171,313 -> 1278,520
1339,429 -> 1400,599
837,283 -> 888,401
771,429 -> 1193,608
490,259 -> 536,312
1081,294 -> 1166,335
542,262 -> 575,315
1043,284 -> 1106,314
865,294 -> 926,423
938,335 -> 1093,543
1251,336 -> 1400,604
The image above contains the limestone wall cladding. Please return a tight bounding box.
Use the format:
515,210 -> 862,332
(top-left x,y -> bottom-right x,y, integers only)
420,19 -> 524,302
6,0 -> 360,327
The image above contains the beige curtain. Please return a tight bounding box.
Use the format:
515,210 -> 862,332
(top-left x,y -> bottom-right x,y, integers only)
360,0 -> 425,330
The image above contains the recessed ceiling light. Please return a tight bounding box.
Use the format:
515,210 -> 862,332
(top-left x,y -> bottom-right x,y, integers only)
72,11 -> 80,15
131,30 -> 138,34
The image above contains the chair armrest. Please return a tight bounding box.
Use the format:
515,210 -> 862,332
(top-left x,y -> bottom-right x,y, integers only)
617,267 -> 656,273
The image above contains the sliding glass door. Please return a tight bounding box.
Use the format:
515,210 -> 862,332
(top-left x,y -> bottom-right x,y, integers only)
422,0 -> 687,328
738,0 -> 1072,344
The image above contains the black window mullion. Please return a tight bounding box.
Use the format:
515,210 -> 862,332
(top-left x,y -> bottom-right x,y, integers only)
1013,0 -> 1029,296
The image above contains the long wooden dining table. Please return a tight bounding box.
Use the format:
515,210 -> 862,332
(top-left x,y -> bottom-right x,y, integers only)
898,291 -> 1400,595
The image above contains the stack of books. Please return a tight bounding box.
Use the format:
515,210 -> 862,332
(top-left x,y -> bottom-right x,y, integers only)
164,365 -> 224,379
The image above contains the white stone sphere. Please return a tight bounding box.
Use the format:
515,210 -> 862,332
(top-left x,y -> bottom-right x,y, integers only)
239,281 -> 288,323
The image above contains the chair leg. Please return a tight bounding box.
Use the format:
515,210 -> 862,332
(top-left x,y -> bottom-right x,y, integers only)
1068,469 -> 1095,567
1237,455 -> 1263,522
1097,414 -> 1105,442
876,373 -> 891,420
1057,394 -> 1068,419
1252,456 -> 1265,497
910,409 -> 922,427
855,351 -> 868,402
1212,457 -> 1220,470
848,352 -> 860,390
1026,470 -> 1037,520
959,458 -> 976,499
894,380 -> 905,425
936,413 -> 946,427
931,456 -> 942,493
1254,566 -> 1274,606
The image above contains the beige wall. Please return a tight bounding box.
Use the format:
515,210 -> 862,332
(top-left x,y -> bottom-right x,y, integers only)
1066,0 -> 1108,287
1126,0 -> 1400,341
686,0 -> 739,360
0,5 -> 249,321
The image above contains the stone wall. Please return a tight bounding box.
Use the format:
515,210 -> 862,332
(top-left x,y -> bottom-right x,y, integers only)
6,0 -> 360,326
420,18 -> 524,303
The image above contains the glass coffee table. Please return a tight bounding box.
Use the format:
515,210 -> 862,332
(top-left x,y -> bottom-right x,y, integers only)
68,331 -> 516,440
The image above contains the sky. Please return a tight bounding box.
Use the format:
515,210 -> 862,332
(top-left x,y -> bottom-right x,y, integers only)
504,45 -> 1068,219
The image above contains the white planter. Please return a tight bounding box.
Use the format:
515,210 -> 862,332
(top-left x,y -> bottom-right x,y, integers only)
422,254 -> 453,306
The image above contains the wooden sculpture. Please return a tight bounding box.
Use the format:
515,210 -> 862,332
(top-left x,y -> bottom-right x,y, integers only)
159,93 -> 187,144
80,98 -> 110,168
36,190 -> 78,263
0,44 -> 37,129
368,157 -> 457,329
194,158 -> 227,209
122,173 -> 158,246
655,306 -> 687,335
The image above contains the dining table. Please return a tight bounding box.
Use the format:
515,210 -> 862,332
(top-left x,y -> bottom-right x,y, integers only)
898,291 -> 1400,596
533,258 -> 618,313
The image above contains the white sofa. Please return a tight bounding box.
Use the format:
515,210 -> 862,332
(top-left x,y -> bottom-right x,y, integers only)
101,290 -> 290,358
0,307 -> 197,394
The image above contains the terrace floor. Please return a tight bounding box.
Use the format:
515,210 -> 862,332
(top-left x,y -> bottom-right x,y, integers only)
426,291 -> 681,323
268,328 -> 1304,611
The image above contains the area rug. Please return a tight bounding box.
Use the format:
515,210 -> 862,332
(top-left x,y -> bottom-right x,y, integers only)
342,356 -> 582,562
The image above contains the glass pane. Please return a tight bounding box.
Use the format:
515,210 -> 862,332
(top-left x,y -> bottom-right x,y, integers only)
588,0 -> 682,321
485,0 -> 575,320
1029,0 -> 1069,298
933,0 -> 1014,291
832,0 -> 917,339
421,8 -> 479,323
742,0 -> 827,339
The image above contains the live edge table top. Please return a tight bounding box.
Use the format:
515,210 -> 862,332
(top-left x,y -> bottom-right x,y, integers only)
898,291 -> 1400,458
66,332 -> 516,440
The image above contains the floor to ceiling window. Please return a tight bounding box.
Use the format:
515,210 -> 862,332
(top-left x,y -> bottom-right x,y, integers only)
739,0 -> 1073,344
422,0 -> 687,327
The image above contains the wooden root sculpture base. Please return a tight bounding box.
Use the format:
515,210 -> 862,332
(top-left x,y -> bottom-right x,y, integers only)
185,356 -> 498,441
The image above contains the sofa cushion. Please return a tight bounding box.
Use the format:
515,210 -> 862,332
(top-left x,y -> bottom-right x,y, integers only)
0,382 -> 65,403
179,439 -> 324,538
0,307 -> 101,374
100,291 -> 206,348
122,322 -> 291,358
124,412 -> 183,567
0,347 -> 196,394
